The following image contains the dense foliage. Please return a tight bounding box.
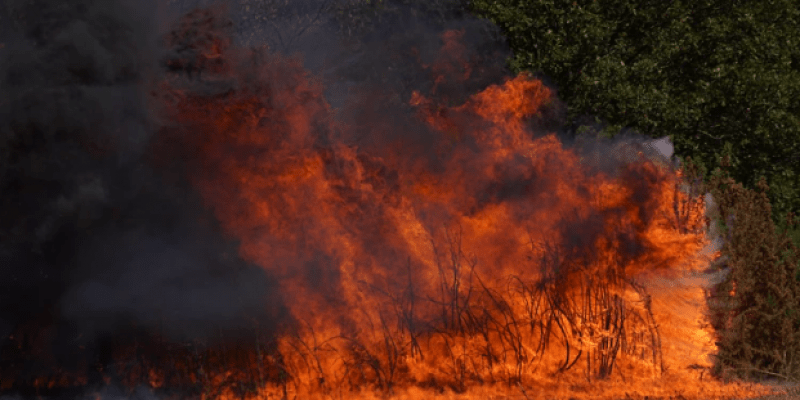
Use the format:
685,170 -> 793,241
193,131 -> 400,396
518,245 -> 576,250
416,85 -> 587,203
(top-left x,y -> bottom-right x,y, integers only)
467,0 -> 800,243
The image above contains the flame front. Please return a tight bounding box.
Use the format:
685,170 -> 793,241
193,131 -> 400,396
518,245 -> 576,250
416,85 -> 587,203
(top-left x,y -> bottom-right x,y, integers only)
150,25 -> 778,400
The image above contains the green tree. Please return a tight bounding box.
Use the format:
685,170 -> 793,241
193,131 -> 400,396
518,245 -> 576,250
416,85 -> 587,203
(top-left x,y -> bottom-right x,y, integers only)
467,0 -> 800,241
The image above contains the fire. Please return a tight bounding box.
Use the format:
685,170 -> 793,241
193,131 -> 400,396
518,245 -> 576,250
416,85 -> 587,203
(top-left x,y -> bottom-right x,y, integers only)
2,6 -> 788,400
147,16 -> 785,399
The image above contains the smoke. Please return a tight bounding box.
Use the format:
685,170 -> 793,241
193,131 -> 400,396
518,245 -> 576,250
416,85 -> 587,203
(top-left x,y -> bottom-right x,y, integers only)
223,0 -> 695,184
0,384 -> 160,400
0,0 -> 284,353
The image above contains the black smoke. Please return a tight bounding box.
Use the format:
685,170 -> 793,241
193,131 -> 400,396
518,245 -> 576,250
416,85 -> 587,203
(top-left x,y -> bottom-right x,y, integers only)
0,0 -> 286,391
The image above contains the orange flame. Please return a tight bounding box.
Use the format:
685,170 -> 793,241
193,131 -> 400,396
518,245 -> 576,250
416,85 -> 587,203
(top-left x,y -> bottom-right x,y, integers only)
145,21 -> 786,400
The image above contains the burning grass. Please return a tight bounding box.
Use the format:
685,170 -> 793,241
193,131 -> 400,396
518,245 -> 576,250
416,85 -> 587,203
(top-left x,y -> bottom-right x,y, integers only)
139,9 -> 786,399
2,5 -> 799,400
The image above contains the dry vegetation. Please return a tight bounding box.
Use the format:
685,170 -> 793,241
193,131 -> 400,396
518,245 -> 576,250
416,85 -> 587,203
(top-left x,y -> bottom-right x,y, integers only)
679,152 -> 800,388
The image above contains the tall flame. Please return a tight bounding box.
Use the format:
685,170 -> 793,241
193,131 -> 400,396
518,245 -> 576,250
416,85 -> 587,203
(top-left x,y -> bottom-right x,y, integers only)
149,24 -> 781,400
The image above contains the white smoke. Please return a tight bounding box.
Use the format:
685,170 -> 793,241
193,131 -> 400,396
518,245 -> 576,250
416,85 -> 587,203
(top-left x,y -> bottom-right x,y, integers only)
644,135 -> 730,287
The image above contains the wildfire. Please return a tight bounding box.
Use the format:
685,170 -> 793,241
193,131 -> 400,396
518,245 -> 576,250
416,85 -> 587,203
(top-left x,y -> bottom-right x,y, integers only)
145,12 -> 784,399
1,6 -> 789,400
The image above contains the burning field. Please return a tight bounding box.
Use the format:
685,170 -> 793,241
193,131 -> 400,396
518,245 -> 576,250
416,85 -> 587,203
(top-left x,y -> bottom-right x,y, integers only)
0,0 -> 792,399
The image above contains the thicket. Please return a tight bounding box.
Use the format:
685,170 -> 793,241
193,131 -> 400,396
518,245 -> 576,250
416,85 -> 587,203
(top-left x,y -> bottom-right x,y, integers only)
679,148 -> 800,384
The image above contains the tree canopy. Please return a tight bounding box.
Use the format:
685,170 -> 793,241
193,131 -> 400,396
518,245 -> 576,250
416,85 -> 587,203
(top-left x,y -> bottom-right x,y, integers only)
467,0 -> 800,235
